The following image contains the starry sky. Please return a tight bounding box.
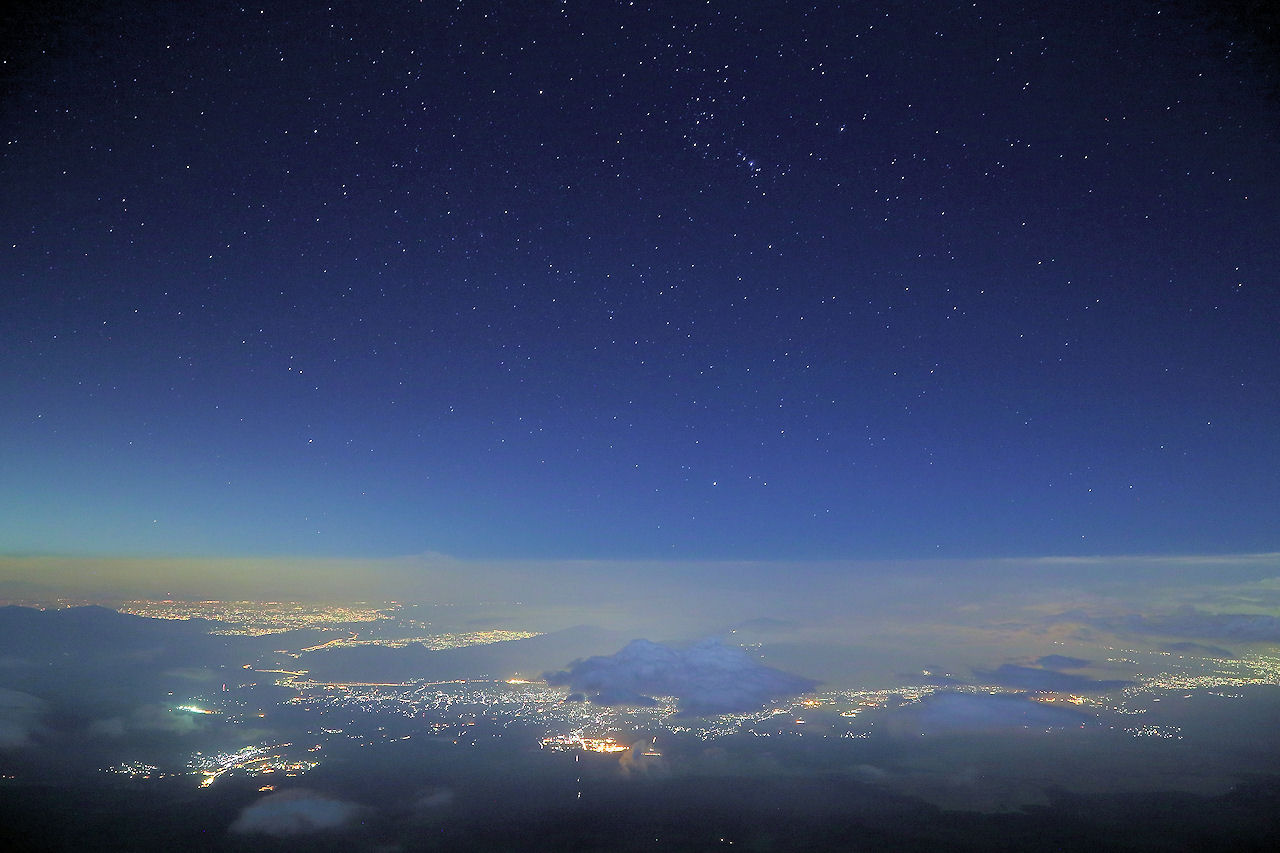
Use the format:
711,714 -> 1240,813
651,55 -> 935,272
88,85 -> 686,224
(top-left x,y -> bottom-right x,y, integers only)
2,0 -> 1278,563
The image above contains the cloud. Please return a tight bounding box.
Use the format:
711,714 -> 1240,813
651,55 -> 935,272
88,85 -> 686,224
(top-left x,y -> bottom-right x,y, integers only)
413,787 -> 455,811
229,789 -> 361,836
851,764 -> 889,782
405,786 -> 455,828
619,740 -> 669,778
86,717 -> 127,738
86,704 -> 210,739
0,687 -> 46,749
544,638 -> 818,715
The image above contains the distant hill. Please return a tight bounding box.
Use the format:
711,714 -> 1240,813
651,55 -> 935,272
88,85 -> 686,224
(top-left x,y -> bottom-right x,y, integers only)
1161,641 -> 1236,659
0,605 -> 240,706
0,604 -> 218,657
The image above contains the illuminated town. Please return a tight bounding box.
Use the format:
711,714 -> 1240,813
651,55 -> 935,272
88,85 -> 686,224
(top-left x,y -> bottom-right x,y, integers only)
115,599 -> 392,635
59,599 -> 1280,791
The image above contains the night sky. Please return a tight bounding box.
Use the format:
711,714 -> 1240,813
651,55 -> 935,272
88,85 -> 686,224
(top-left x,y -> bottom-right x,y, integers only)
3,0 -> 1278,563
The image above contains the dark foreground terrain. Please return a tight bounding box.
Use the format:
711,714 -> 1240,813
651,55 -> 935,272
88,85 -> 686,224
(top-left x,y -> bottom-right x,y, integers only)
3,767 -> 1278,852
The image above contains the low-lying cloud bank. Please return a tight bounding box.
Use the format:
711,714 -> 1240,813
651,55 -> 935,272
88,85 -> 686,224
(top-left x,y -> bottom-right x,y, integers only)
545,638 -> 819,715
229,789 -> 361,836
0,687 -> 46,749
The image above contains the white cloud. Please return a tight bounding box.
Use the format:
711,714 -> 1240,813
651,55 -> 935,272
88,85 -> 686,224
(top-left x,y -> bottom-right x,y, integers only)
0,687 -> 46,749
230,789 -> 361,836
545,638 -> 818,715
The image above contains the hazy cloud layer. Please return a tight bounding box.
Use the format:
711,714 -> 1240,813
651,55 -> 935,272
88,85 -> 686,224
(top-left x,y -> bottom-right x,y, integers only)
545,638 -> 818,715
230,789 -> 360,836
1090,607 -> 1280,642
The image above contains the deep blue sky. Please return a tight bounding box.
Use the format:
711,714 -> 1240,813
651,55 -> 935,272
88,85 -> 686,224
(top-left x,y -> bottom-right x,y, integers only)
2,1 -> 1277,561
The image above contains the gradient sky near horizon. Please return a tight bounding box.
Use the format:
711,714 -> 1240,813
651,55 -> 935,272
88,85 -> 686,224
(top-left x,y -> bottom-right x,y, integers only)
2,0 -> 1278,562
